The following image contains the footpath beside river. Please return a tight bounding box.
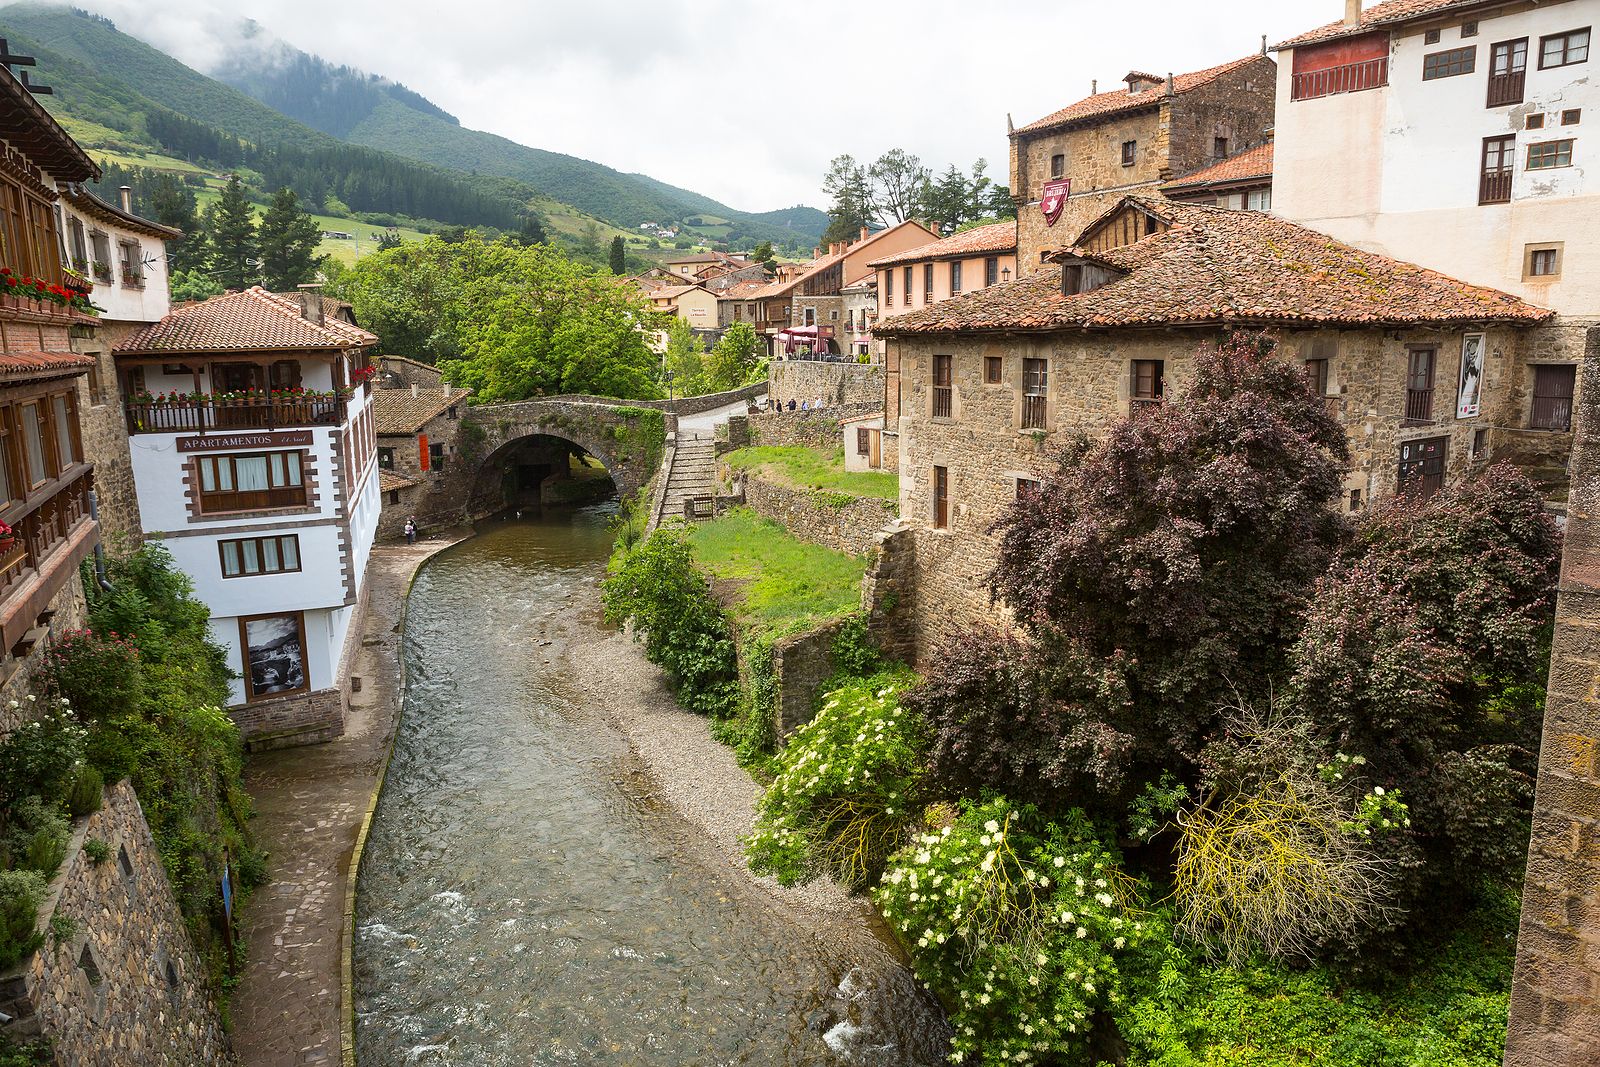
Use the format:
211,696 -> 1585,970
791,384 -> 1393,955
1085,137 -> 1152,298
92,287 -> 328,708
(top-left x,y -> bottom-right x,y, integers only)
231,537 -> 462,1067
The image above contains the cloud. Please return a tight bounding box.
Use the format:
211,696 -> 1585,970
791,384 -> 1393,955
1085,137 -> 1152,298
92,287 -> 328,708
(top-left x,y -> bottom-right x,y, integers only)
57,0 -> 1335,212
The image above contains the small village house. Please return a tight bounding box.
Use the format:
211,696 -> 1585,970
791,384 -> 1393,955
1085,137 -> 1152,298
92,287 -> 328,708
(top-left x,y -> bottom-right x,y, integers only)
373,355 -> 472,538
870,221 -> 1019,326
1160,139 -> 1274,208
114,287 -> 381,747
874,197 -> 1569,660
1009,54 -> 1277,273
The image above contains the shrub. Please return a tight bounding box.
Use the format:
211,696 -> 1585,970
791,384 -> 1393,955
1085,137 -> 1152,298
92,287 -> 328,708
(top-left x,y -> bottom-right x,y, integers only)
4,796 -> 70,876
0,869 -> 45,969
875,797 -> 1154,1064
602,528 -> 738,716
65,765 -> 103,818
83,839 -> 111,865
41,630 -> 142,722
0,699 -> 87,807
747,679 -> 925,887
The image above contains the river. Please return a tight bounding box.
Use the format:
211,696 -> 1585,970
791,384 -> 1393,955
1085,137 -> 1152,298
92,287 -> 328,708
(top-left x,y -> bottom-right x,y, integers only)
353,503 -> 950,1066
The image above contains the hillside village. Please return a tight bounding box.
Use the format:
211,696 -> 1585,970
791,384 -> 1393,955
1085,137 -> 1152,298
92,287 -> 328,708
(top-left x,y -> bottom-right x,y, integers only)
0,0 -> 1598,1065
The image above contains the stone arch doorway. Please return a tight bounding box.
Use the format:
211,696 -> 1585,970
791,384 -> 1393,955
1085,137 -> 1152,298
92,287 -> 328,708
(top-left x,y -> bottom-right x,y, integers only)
466,432 -> 619,520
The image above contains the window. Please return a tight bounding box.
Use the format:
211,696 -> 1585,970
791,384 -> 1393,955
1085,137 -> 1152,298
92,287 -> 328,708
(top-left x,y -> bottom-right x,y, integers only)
903,266 -> 913,306
1016,478 -> 1041,500
1540,28 -> 1590,68
1121,140 -> 1137,166
923,263 -> 934,301
18,403 -> 46,487
932,354 -> 953,418
732,304 -> 742,320
829,309 -> 839,321
950,260 -> 962,296
1527,245 -> 1562,278
856,427 -> 871,456
219,535 -> 302,578
1530,364 -> 1576,430
0,411 -> 14,508
387,490 -> 400,505
984,356 -> 1002,384
429,442 -> 446,470
985,257 -> 999,287
1527,139 -> 1575,169
803,306 -> 816,326
1405,347 -> 1437,422
1462,20 -> 1478,37
50,394 -> 78,469
933,465 -> 949,529
1021,358 -> 1048,430
67,216 -> 87,269
1489,38 -> 1529,106
118,240 -> 143,288
1425,28 -> 1441,44
1050,153 -> 1065,179
884,270 -> 893,304
1304,357 -> 1330,396
1213,136 -> 1230,159
1472,428 -> 1489,458
1246,188 -> 1272,211
1527,113 -> 1546,129
378,446 -> 395,470
1131,360 -> 1164,408
194,451 -> 306,513
1423,46 -> 1477,79
1481,135 -> 1516,203
1564,108 -> 1583,125
1397,436 -> 1448,497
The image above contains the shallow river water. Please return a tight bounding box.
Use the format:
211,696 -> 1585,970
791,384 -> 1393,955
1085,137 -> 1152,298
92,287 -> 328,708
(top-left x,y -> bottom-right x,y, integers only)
353,505 -> 949,1066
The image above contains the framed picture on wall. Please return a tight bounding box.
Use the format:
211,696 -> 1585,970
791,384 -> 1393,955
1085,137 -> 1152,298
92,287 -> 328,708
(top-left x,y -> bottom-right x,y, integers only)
1456,333 -> 1486,419
239,612 -> 308,700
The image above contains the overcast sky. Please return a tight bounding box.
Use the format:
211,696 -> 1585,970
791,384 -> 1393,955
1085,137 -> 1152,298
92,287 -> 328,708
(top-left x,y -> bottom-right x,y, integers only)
70,0 -> 1340,212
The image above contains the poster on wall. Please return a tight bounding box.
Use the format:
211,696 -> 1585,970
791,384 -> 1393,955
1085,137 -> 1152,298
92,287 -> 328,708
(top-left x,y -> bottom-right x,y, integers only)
243,614 -> 307,697
1040,179 -> 1070,227
1456,333 -> 1486,419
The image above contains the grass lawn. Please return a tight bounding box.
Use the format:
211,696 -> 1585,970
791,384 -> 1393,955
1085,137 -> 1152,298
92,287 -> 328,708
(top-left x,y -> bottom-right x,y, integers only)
685,507 -> 866,639
723,445 -> 899,502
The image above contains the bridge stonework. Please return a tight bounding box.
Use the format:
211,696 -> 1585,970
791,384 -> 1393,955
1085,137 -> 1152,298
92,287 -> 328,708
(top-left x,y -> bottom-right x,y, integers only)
1507,325 -> 1600,1067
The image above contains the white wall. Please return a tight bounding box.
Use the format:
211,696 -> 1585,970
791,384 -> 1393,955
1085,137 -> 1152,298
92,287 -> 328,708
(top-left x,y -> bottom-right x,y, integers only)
1275,0 -> 1600,314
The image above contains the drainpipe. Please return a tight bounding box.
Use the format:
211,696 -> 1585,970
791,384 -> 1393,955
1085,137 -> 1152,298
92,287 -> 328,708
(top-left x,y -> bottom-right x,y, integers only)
89,490 -> 113,593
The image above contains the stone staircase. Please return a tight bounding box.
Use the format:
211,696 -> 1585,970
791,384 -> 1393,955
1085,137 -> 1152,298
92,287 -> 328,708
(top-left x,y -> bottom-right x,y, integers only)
658,431 -> 718,523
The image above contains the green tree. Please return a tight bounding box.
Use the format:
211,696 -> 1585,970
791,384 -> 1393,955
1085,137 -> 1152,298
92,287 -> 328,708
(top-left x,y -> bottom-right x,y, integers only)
608,235 -> 626,275
663,318 -> 708,396
517,214 -> 548,245
375,230 -> 403,251
751,241 -> 777,273
169,268 -> 223,304
204,174 -> 257,290
705,322 -> 764,391
821,153 -> 874,245
144,173 -> 205,274
255,187 -> 325,291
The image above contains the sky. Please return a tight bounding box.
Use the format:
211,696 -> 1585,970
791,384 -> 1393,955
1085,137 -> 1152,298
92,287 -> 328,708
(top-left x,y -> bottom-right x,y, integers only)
66,0 -> 1340,213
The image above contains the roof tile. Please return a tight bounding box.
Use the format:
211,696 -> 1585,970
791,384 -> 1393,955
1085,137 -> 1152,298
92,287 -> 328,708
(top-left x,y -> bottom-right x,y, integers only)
867,222 -> 1018,268
114,287 -> 377,355
1275,0 -> 1480,48
1163,142 -> 1274,191
373,386 -> 472,436
1016,55 -> 1270,134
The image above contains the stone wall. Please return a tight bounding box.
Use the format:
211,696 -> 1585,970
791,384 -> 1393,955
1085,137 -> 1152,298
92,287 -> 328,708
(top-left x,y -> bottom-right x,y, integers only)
750,409 -> 846,449
230,686 -> 344,752
770,360 -> 885,409
861,524 -> 918,664
0,781 -> 235,1067
377,406 -> 477,540
772,616 -> 852,738
1505,324 -> 1600,1067
0,579 -> 89,736
71,321 -> 142,548
737,470 -> 894,558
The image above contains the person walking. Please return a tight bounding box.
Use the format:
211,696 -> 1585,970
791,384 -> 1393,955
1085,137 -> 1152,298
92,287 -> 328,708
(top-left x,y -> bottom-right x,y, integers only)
404,516 -> 417,545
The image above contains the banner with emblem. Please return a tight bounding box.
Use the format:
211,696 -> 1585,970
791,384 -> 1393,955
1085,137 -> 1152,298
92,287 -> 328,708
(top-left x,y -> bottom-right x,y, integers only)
1040,179 -> 1070,227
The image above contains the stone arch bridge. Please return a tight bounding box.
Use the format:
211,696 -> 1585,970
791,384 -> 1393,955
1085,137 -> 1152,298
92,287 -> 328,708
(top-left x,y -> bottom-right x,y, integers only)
458,384 -> 766,520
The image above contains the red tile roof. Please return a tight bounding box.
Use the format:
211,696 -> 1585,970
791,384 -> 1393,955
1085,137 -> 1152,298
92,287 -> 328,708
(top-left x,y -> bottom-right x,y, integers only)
378,470 -> 417,492
874,198 -> 1550,336
1275,0 -> 1479,48
0,351 -> 96,381
1016,56 -> 1270,135
1163,142 -> 1275,192
867,222 -> 1018,268
374,385 -> 473,436
114,287 -> 377,355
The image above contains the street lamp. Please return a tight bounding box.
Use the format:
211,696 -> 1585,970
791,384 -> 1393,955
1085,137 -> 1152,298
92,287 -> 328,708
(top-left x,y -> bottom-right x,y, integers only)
1001,266 -> 1012,283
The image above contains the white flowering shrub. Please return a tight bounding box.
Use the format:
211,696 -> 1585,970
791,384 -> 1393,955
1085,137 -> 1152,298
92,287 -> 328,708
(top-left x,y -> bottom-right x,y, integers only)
746,679 -> 925,887
874,798 -> 1152,1065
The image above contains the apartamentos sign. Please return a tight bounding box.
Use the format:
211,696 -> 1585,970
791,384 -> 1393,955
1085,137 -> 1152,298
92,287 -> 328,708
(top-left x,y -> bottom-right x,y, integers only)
177,430 -> 314,453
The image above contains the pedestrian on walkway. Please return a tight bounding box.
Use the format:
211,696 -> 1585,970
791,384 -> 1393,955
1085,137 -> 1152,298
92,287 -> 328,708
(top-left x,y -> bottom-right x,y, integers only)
404,516 -> 417,545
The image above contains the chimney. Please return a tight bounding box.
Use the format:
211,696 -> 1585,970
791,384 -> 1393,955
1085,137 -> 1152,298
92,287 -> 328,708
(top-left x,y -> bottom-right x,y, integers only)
1344,0 -> 1361,26
1092,79 -> 1098,94
411,382 -> 420,399
1166,72 -> 1176,96
118,185 -> 132,213
860,226 -> 870,241
296,283 -> 325,326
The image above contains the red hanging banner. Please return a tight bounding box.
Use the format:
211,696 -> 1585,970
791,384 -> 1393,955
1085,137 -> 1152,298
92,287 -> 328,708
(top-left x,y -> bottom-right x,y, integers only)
1041,179 -> 1071,227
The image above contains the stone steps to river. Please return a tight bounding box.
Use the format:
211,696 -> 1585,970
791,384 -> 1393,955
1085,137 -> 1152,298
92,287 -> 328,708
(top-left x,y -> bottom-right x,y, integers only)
659,433 -> 719,522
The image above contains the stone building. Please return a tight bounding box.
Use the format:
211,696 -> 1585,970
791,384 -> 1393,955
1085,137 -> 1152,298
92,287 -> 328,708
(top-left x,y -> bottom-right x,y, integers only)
870,221 -> 1019,327
373,358 -> 472,539
874,196 -> 1570,660
1160,139 -> 1274,209
1009,54 -> 1277,272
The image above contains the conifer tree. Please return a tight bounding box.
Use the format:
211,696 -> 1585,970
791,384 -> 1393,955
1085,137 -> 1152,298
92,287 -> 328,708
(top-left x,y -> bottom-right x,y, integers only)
146,174 -> 206,275
608,235 -> 626,275
205,175 -> 258,290
256,188 -> 325,291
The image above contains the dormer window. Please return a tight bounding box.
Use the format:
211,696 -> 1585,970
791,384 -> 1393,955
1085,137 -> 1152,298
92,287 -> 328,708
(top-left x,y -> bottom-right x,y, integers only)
1059,255 -> 1124,295
1124,70 -> 1163,94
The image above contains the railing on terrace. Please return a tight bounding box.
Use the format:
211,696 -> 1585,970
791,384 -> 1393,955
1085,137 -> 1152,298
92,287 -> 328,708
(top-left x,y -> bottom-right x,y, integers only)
0,466 -> 93,604
1405,387 -> 1434,423
1479,169 -> 1513,205
125,395 -> 346,434
1291,57 -> 1389,101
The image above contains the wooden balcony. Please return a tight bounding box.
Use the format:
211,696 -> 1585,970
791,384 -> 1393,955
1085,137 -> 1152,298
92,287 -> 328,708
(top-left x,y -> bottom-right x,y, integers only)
0,465 -> 97,652
125,395 -> 346,434
1291,57 -> 1388,101
1479,169 -> 1513,205
1405,387 -> 1434,423
1487,69 -> 1525,108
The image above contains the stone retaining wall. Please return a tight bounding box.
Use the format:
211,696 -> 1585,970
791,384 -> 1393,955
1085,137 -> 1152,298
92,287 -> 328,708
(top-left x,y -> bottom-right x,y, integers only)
748,406 -> 876,450
861,524 -> 919,665
0,781 -> 234,1066
738,470 -> 895,558
772,617 -> 852,738
770,360 -> 884,409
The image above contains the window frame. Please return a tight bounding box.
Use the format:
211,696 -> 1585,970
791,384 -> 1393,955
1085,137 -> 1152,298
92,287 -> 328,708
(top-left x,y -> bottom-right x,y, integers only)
193,450 -> 308,515
1050,153 -> 1065,179
218,534 -> 303,579
1422,45 -> 1477,80
1530,363 -> 1577,430
932,354 -> 953,419
1021,357 -> 1048,430
1131,359 -> 1164,406
932,464 -> 950,529
1120,140 -> 1137,167
1526,139 -> 1575,169
949,260 -> 962,296
984,257 -> 999,287
984,356 -> 1002,384
1539,27 -> 1590,69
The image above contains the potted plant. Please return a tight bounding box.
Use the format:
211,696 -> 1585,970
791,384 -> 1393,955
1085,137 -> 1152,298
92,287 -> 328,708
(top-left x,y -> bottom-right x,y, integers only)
0,519 -> 17,554
91,261 -> 112,283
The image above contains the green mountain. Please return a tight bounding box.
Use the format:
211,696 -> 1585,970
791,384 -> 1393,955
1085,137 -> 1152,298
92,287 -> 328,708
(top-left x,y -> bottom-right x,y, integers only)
0,4 -> 826,247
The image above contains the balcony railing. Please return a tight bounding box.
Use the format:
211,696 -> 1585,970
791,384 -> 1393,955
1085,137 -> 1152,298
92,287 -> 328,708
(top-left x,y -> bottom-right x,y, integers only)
1021,394 -> 1047,430
1487,69 -> 1525,107
0,466 -> 93,606
933,385 -> 953,418
1291,57 -> 1389,101
1479,169 -> 1513,204
1405,387 -> 1434,423
124,395 -> 346,435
